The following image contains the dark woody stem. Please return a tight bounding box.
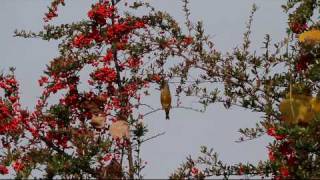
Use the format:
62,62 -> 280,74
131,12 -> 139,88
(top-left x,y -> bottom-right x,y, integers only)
31,92 -> 97,178
39,135 -> 97,177
110,0 -> 134,178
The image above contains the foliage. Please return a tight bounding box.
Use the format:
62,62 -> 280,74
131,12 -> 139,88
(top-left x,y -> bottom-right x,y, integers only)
4,0 -> 195,178
1,0 -> 320,179
171,0 -> 320,179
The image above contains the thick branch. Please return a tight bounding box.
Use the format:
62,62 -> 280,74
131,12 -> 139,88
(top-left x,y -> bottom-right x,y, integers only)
111,0 -> 134,178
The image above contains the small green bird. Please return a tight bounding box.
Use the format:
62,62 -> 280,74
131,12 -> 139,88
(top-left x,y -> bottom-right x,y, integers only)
160,80 -> 171,120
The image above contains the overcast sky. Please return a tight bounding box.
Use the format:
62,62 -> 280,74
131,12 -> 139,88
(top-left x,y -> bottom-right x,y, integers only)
0,0 -> 287,178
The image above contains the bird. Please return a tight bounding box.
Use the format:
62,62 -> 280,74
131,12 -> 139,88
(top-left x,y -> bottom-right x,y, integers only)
160,80 -> 171,120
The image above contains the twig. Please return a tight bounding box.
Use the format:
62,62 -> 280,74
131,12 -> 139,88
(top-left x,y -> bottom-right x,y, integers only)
167,80 -> 222,84
39,135 -> 97,177
132,132 -> 166,148
234,132 -> 265,143
143,105 -> 202,117
181,0 -> 192,35
110,0 -> 134,177
136,103 -> 156,110
143,108 -> 161,117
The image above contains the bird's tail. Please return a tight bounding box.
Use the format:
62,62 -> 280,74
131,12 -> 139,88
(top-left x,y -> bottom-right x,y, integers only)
165,109 -> 170,120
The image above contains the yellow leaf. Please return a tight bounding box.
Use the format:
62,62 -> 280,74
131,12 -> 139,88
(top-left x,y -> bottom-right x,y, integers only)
279,95 -> 314,125
298,29 -> 320,45
310,97 -> 320,113
297,103 -> 314,124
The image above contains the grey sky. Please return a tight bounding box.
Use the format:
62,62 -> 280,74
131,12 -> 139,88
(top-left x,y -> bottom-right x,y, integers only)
0,0 -> 287,178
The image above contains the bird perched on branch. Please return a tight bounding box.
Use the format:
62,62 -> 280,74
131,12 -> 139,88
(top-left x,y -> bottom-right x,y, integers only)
160,80 -> 171,120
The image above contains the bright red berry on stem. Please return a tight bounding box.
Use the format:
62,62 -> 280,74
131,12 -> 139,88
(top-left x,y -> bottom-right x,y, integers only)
267,127 -> 286,140
0,165 -> 8,175
289,22 -> 308,34
280,166 -> 290,177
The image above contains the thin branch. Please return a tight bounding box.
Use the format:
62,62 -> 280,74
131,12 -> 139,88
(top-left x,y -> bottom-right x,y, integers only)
176,105 -> 203,113
136,103 -> 156,110
143,105 -> 203,117
234,132 -> 265,143
181,0 -> 192,35
143,108 -> 161,117
168,80 -> 222,84
132,132 -> 166,148
39,135 -> 97,177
